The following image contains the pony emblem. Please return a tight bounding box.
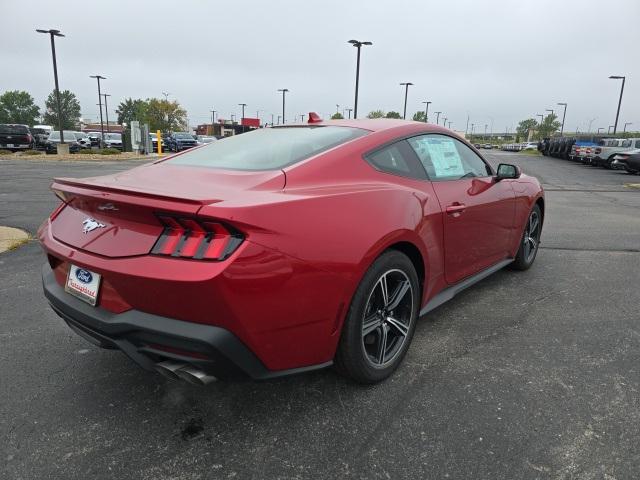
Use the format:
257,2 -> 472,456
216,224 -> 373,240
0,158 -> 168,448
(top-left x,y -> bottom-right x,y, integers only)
82,218 -> 106,234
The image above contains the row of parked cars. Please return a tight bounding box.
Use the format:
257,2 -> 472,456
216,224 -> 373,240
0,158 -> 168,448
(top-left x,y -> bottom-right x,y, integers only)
539,135 -> 640,174
501,142 -> 538,152
0,124 -> 124,153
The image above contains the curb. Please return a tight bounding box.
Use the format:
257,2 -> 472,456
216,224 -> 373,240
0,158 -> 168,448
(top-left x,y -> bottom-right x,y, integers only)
0,226 -> 31,254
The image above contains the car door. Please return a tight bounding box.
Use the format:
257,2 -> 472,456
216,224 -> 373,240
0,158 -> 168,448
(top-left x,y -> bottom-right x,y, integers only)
406,134 -> 516,285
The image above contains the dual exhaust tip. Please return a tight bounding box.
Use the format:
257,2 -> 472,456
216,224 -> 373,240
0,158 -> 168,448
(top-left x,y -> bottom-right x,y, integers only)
154,361 -> 217,386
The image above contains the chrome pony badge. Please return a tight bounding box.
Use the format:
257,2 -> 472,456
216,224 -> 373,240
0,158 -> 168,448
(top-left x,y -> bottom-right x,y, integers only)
82,218 -> 106,234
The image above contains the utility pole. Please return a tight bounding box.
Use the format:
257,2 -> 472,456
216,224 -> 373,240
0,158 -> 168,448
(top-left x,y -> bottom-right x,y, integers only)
36,29 -> 66,147
435,111 -> 442,125
90,75 -> 107,147
399,82 -> 413,119
348,40 -> 372,119
277,89 -> 289,124
422,101 -> 431,123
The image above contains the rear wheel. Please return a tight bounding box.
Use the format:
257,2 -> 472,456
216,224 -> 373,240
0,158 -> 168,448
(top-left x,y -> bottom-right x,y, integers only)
335,250 -> 419,384
511,204 -> 542,271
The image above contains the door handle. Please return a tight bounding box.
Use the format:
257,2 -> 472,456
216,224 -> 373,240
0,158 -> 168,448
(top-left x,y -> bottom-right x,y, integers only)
446,203 -> 466,215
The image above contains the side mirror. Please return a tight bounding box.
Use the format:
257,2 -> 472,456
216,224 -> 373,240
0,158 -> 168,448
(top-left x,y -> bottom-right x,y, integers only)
496,163 -> 521,180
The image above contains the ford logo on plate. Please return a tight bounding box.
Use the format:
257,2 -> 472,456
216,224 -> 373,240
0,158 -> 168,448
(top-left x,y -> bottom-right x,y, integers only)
75,268 -> 93,284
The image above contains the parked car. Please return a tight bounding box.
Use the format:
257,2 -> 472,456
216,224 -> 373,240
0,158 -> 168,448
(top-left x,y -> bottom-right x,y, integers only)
166,132 -> 199,151
149,133 -> 166,153
72,132 -> 92,149
103,133 -> 123,150
483,144 -> 493,149
44,130 -> 81,154
612,149 -> 640,174
592,138 -> 640,169
196,135 -> 217,145
87,131 -> 102,146
39,117 -> 545,384
0,124 -> 34,151
30,127 -> 50,149
474,143 -> 481,149
521,142 -> 538,151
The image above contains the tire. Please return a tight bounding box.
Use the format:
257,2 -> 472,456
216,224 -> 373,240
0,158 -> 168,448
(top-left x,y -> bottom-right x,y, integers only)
510,204 -> 542,271
335,250 -> 419,384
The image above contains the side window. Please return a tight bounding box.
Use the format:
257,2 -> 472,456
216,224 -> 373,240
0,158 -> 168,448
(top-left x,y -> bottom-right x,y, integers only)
621,140 -> 631,148
407,134 -> 491,181
635,140 -> 640,149
366,141 -> 427,180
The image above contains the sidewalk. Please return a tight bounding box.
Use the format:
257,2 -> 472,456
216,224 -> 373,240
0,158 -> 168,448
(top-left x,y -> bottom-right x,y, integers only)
0,226 -> 30,253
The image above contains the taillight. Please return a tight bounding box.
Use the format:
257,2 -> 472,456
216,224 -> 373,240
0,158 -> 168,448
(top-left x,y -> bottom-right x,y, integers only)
595,147 -> 602,154
586,148 -> 592,154
26,134 -> 33,143
151,214 -> 243,261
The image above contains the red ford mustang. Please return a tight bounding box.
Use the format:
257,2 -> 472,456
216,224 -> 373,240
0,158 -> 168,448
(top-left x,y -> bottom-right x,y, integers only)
39,116 -> 544,384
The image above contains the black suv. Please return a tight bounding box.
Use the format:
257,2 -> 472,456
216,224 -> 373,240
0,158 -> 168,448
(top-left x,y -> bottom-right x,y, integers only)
166,132 -> 198,152
0,124 -> 34,151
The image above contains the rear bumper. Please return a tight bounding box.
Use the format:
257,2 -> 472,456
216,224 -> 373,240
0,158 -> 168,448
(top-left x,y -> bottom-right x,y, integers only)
42,264 -> 331,380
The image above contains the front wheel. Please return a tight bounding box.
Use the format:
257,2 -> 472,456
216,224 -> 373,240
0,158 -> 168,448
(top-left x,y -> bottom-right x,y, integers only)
335,250 -> 419,383
510,204 -> 542,271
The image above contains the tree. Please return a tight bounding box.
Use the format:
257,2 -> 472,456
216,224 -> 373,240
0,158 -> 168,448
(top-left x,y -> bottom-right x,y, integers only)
516,118 -> 538,142
412,111 -> 426,122
115,98 -> 148,125
0,90 -> 40,125
330,112 -> 344,120
537,114 -> 562,139
367,110 -> 385,119
43,89 -> 81,130
143,98 -> 187,131
385,111 -> 402,119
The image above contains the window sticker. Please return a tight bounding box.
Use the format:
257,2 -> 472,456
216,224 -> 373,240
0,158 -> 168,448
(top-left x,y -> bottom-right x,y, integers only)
415,137 -> 464,177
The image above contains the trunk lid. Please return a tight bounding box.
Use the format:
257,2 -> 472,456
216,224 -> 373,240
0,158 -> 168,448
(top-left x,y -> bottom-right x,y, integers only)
50,163 -> 284,258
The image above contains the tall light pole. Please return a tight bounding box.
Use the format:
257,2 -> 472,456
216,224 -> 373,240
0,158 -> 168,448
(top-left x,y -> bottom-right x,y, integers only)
557,102 -> 567,136
597,127 -> 604,133
210,109 -> 216,135
36,29 -> 65,146
238,103 -> 247,120
623,122 -> 632,133
399,82 -> 413,119
546,109 -> 555,118
443,117 -> 448,129
162,92 -> 171,101
277,115 -> 281,125
471,123 -> 475,140
346,108 -> 353,119
277,89 -> 289,124
536,114 -> 544,126
448,121 -> 452,129
435,111 -> 442,125
101,94 -> 111,133
588,118 -> 597,133
609,75 -> 626,134
608,125 -> 614,134
465,114 -> 469,135
422,101 -> 431,123
90,75 -> 106,147
348,40 -> 372,119
484,124 -> 488,140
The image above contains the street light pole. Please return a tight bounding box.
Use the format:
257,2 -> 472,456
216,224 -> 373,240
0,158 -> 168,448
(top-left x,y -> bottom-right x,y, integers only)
101,94 -> 111,133
399,82 -> 413,119
36,29 -> 66,145
348,40 -> 372,119
239,103 -> 247,120
448,121 -> 452,129
435,111 -> 442,125
89,75 -> 106,147
162,92 -> 171,101
608,125 -> 614,134
609,75 -> 626,134
346,108 -> 353,119
277,89 -> 289,124
597,127 -> 604,133
422,101 -> 431,123
557,102 -> 567,136
623,122 -> 632,133
443,117 -> 448,129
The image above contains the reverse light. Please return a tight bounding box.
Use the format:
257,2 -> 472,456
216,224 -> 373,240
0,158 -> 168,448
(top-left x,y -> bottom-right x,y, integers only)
151,214 -> 243,261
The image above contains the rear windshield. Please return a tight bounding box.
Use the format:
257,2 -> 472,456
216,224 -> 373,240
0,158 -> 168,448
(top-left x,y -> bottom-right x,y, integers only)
167,126 -> 367,170
0,124 -> 29,134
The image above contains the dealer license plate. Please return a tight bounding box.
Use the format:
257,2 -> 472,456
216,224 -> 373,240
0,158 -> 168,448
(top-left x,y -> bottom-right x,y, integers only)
65,264 -> 101,306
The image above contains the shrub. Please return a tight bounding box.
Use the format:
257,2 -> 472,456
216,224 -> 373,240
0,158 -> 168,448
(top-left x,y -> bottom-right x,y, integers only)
96,148 -> 121,155
0,149 -> 14,155
21,150 -> 44,155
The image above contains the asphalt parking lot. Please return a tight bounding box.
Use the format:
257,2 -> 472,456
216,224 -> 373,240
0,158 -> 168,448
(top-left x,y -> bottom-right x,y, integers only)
1,153 -> 640,479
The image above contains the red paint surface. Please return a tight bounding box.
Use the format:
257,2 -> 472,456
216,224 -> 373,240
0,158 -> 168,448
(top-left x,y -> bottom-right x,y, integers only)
39,120 -> 544,372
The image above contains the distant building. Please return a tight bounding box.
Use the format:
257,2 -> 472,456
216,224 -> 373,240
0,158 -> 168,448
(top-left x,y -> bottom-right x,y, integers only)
196,118 -> 260,137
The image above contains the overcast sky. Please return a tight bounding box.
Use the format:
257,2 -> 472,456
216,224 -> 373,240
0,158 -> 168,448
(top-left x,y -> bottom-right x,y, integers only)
1,0 -> 638,133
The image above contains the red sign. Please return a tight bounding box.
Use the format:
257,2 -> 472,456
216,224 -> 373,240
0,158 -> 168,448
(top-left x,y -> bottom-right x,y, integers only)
241,117 -> 261,128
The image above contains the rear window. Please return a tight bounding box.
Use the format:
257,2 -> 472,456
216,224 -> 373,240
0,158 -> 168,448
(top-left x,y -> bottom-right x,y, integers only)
0,124 -> 29,134
167,126 -> 368,170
